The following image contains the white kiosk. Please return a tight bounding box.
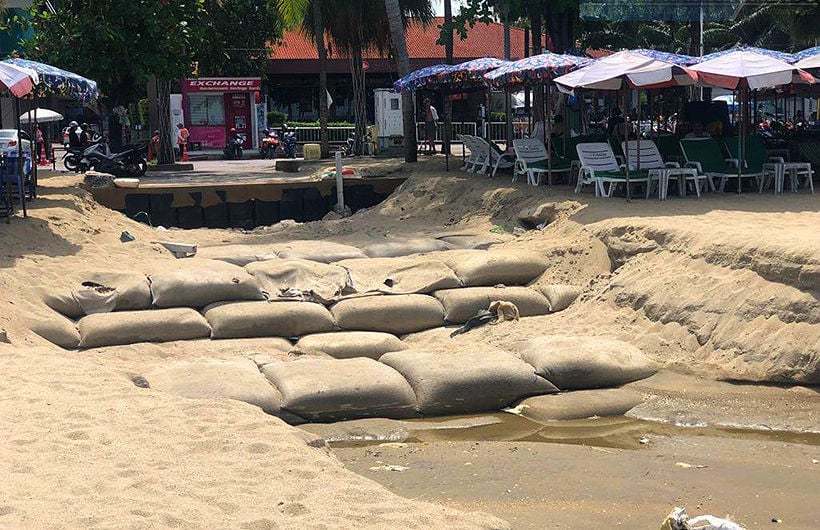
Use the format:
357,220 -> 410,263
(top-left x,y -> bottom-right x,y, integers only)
374,88 -> 404,153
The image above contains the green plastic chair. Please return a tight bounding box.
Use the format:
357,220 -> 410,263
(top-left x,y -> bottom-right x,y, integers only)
575,142 -> 650,197
680,138 -> 761,192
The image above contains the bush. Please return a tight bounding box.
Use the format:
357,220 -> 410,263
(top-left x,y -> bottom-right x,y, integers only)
267,110 -> 287,126
490,111 -> 506,122
287,120 -> 355,128
137,98 -> 149,125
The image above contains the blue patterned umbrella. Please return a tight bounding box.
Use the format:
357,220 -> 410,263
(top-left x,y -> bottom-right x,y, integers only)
393,64 -> 456,93
632,49 -> 698,66
793,46 -> 820,70
793,46 -> 820,63
698,46 -> 796,64
435,57 -> 511,90
2,58 -> 99,102
484,52 -> 591,87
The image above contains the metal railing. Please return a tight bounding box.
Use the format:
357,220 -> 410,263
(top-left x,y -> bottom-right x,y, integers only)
291,121 -> 531,145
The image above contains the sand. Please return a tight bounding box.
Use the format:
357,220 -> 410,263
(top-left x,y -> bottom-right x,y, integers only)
1,159 -> 818,528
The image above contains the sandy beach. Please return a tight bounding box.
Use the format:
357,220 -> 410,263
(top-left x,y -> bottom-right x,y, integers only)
1,159 -> 818,528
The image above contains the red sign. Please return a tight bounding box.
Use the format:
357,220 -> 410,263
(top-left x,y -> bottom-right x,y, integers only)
184,78 -> 262,92
362,60 -> 370,71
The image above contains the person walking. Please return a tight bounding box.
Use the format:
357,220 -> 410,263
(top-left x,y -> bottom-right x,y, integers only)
423,98 -> 438,155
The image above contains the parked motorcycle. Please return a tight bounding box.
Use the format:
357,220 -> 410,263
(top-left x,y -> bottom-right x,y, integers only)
77,139 -> 148,177
282,130 -> 298,159
260,129 -> 280,159
223,128 -> 244,160
343,131 -> 372,157
62,146 -> 86,171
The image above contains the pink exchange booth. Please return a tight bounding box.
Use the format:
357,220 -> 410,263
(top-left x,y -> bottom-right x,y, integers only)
181,77 -> 262,151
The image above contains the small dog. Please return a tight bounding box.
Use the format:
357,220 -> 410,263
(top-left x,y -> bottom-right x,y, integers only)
488,300 -> 520,324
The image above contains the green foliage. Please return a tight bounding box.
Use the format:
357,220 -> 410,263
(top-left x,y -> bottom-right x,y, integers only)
267,110 -> 288,125
490,111 -> 506,122
287,120 -> 354,127
137,98 -> 149,125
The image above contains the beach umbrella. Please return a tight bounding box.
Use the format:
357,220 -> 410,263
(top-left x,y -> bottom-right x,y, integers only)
631,49 -> 699,66
793,46 -> 820,70
0,62 -> 39,97
19,108 -> 63,124
2,58 -> 99,102
698,46 -> 796,65
690,49 -> 817,193
437,57 -> 511,89
393,64 -> 456,93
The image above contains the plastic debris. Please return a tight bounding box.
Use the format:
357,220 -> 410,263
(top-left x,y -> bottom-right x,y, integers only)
639,436 -> 650,444
120,231 -> 136,243
675,462 -> 693,468
368,464 -> 409,472
660,507 -> 747,530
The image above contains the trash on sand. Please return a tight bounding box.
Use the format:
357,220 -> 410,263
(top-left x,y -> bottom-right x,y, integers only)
512,227 -> 527,236
675,462 -> 693,468
120,231 -> 136,243
489,226 -> 506,234
771,518 -> 782,524
502,403 -> 528,415
536,221 -> 548,230
660,507 -> 747,530
158,241 -> 197,258
812,459 -> 818,464
639,436 -> 651,444
377,442 -> 408,449
449,309 -> 495,337
369,464 -> 409,472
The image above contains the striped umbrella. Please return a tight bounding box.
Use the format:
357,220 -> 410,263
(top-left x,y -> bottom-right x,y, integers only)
393,64 -> 456,93
484,52 -> 590,88
698,46 -> 796,65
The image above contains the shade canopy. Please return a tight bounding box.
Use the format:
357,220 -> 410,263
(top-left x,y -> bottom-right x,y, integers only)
2,58 -> 99,102
393,64 -> 456,93
690,50 -> 816,90
435,57 -> 510,90
554,50 -> 696,94
699,46 -> 796,64
484,52 -> 591,88
20,108 -> 64,123
0,62 -> 39,98
631,49 -> 698,66
793,46 -> 820,70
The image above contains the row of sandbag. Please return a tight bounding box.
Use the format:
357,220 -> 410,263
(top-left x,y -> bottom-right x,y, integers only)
145,334 -> 658,423
52,284 -> 579,349
41,249 -> 552,319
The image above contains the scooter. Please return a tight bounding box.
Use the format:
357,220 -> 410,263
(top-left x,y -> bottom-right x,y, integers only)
77,139 -> 148,177
260,129 -> 280,159
223,135 -> 244,160
62,146 -> 86,171
282,130 -> 298,159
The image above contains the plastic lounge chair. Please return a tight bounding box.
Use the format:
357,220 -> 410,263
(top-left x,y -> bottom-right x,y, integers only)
680,138 -> 764,193
512,138 -> 563,186
458,135 -> 480,172
622,140 -> 707,199
575,142 -> 650,197
463,136 -> 489,174
728,135 -> 812,194
654,135 -> 685,166
470,136 -> 515,177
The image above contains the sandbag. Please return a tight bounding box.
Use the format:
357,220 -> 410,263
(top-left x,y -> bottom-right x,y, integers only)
518,388 -> 645,422
514,335 -> 659,390
362,238 -> 452,258
273,240 -> 366,263
338,257 -> 461,295
440,249 -> 549,287
379,349 -> 558,415
433,286 -> 551,323
331,294 -> 445,335
295,331 -> 407,360
27,311 -> 80,349
536,284 -> 582,313
204,300 -> 335,339
196,244 -> 278,266
150,259 -> 265,308
78,308 -> 212,348
39,271 -> 151,317
262,358 -> 417,421
246,259 -> 351,302
437,234 -> 503,250
146,359 -> 287,416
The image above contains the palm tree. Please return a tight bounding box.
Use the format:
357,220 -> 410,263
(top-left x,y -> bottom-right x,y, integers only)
385,0 -> 418,162
305,0 -> 433,156
311,1 -> 330,158
441,0 -> 453,156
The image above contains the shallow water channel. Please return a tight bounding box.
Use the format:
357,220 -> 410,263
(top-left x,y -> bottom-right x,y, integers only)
316,412 -> 820,450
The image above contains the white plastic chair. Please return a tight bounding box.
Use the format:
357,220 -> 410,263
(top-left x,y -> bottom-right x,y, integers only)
575,142 -> 649,197
512,138 -> 550,186
622,140 -> 708,199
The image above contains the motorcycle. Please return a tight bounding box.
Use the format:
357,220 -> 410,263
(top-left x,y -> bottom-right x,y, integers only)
260,129 -> 280,159
62,146 -> 86,171
282,130 -> 298,159
77,139 -> 148,177
223,134 -> 244,160
343,131 -> 372,157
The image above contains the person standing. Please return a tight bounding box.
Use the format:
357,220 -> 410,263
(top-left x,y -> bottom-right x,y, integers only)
175,123 -> 189,160
423,98 -> 438,155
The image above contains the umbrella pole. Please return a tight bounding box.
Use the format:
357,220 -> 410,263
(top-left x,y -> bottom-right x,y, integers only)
32,95 -> 39,198
546,82 -> 552,186
624,87 -> 630,202
737,87 -> 744,194
14,97 -> 26,218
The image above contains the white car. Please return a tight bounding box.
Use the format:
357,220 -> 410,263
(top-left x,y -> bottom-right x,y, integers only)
0,129 -> 32,157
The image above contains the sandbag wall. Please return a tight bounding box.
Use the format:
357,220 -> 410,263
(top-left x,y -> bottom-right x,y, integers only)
27,238 -> 655,424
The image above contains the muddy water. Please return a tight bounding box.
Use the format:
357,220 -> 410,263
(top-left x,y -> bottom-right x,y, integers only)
326,413 -> 820,450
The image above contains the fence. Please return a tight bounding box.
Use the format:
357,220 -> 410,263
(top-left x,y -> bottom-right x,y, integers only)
292,121 -> 531,145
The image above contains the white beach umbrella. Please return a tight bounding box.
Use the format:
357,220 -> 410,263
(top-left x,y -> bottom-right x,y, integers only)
689,50 -> 815,90
20,108 -> 64,123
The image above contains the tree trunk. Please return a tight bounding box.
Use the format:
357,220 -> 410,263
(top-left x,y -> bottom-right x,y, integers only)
384,0 -> 417,162
351,47 -> 367,156
313,0 -> 329,158
156,79 -> 175,165
529,7 -> 543,126
442,0 -> 453,155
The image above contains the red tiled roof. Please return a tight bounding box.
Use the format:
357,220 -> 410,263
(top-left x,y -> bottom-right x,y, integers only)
270,17 -> 526,62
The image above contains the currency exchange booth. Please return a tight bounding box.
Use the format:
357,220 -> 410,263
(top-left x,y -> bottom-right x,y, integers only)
182,77 -> 261,150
